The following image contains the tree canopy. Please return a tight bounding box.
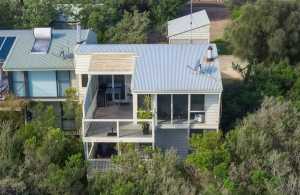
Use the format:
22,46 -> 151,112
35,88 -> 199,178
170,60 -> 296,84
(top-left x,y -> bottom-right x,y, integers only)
0,103 -> 86,194
226,0 -> 300,64
89,149 -> 196,195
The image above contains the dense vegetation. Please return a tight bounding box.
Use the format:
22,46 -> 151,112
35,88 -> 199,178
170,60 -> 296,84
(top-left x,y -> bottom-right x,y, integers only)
0,0 -> 186,43
2,0 -> 300,194
0,103 -> 86,194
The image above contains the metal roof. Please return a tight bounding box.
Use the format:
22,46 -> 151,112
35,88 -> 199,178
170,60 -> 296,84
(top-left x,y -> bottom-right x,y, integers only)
0,29 -> 94,71
78,44 -> 223,93
167,10 -> 210,37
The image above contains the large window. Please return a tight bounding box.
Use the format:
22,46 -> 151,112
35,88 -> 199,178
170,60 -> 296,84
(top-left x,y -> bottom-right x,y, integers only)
57,71 -> 70,97
156,94 -> 206,124
12,71 -> 26,97
157,95 -> 171,122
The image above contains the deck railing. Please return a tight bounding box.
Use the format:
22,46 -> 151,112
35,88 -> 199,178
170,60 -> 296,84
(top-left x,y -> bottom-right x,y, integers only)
83,118 -> 155,143
88,159 -> 113,172
82,75 -> 98,136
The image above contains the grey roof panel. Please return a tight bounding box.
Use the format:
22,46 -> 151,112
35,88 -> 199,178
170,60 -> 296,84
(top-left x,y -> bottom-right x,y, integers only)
78,44 -> 223,93
0,29 -> 92,71
168,10 -> 210,37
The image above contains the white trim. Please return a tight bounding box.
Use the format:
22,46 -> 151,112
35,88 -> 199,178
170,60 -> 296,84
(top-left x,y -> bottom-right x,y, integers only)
84,119 -> 152,122
83,136 -> 153,143
132,92 -> 222,95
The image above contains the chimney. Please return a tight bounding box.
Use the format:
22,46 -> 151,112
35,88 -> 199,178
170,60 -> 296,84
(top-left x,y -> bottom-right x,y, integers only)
76,23 -> 81,44
207,45 -> 213,62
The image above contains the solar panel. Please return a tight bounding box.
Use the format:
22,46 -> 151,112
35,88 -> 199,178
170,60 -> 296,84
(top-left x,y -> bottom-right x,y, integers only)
0,37 -> 15,61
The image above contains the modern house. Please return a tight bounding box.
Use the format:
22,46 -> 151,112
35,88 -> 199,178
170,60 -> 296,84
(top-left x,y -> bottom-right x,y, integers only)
167,10 -> 210,44
75,43 -> 222,168
0,26 -> 222,169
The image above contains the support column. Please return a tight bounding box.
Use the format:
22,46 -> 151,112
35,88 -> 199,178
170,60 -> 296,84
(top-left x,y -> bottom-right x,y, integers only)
171,94 -> 173,125
133,94 -> 138,123
188,94 -> 191,138
84,142 -> 89,159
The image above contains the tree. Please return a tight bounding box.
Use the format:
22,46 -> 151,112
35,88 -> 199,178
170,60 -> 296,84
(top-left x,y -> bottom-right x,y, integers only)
226,97 -> 300,194
89,149 -> 196,195
225,0 -> 257,10
186,132 -> 232,194
107,10 -> 150,43
0,0 -> 20,29
226,0 -> 300,65
0,103 -> 86,194
21,0 -> 58,28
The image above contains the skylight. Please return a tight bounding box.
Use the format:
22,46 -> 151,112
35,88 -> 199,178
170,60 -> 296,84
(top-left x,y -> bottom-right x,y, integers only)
31,28 -> 52,54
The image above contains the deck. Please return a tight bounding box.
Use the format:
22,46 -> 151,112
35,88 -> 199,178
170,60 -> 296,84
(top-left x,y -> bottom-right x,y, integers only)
93,103 -> 133,119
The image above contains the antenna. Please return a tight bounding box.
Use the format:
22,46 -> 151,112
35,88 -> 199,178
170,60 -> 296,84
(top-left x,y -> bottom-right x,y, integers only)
190,0 -> 193,44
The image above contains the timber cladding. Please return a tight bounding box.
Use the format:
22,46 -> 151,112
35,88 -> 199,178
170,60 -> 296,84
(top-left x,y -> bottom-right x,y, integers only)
89,53 -> 136,73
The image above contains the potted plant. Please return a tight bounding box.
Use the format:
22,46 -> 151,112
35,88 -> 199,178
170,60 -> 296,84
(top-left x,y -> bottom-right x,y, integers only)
137,95 -> 153,135
138,110 -> 152,135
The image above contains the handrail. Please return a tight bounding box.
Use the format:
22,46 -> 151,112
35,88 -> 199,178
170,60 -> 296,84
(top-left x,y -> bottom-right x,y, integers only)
84,118 -> 153,122
83,118 -> 155,140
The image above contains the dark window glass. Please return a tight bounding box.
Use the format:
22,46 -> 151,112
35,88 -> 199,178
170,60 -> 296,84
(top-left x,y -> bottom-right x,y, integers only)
114,75 -> 125,100
81,74 -> 88,87
157,95 -> 171,122
173,95 -> 188,122
191,95 -> 204,111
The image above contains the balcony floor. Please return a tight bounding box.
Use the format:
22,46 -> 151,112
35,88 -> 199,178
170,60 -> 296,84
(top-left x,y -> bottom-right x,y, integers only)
94,103 -> 133,119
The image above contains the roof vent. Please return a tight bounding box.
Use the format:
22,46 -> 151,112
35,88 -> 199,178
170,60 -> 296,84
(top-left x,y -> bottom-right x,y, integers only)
31,28 -> 52,54
207,46 -> 214,62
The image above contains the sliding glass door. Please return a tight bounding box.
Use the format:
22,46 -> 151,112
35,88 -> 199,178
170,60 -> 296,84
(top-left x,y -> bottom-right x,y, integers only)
173,95 -> 188,123
157,95 -> 171,123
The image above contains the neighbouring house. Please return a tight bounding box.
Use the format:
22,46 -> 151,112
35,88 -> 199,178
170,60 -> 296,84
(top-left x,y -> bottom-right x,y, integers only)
167,10 -> 210,44
0,27 -> 97,130
0,26 -> 222,171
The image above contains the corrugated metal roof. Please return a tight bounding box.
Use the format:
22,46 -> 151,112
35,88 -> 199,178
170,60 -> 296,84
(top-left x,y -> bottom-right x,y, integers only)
168,10 -> 210,37
78,44 -> 223,93
0,29 -> 93,71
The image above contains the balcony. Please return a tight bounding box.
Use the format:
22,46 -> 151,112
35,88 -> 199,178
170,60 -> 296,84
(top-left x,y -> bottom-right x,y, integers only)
83,119 -> 154,143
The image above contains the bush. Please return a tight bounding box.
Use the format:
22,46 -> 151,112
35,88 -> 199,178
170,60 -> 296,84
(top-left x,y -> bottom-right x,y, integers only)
213,38 -> 233,55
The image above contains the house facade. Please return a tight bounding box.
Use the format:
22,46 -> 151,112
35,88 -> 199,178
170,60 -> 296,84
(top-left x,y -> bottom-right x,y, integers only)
75,44 -> 222,167
0,27 -> 222,169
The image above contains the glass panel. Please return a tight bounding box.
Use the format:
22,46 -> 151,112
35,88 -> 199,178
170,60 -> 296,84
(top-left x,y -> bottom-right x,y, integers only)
12,72 -> 25,97
138,94 -> 152,111
13,82 -> 25,97
157,95 -> 171,123
99,75 -> 113,101
57,71 -> 70,97
173,95 -> 188,123
114,75 -> 125,100
191,95 -> 204,111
